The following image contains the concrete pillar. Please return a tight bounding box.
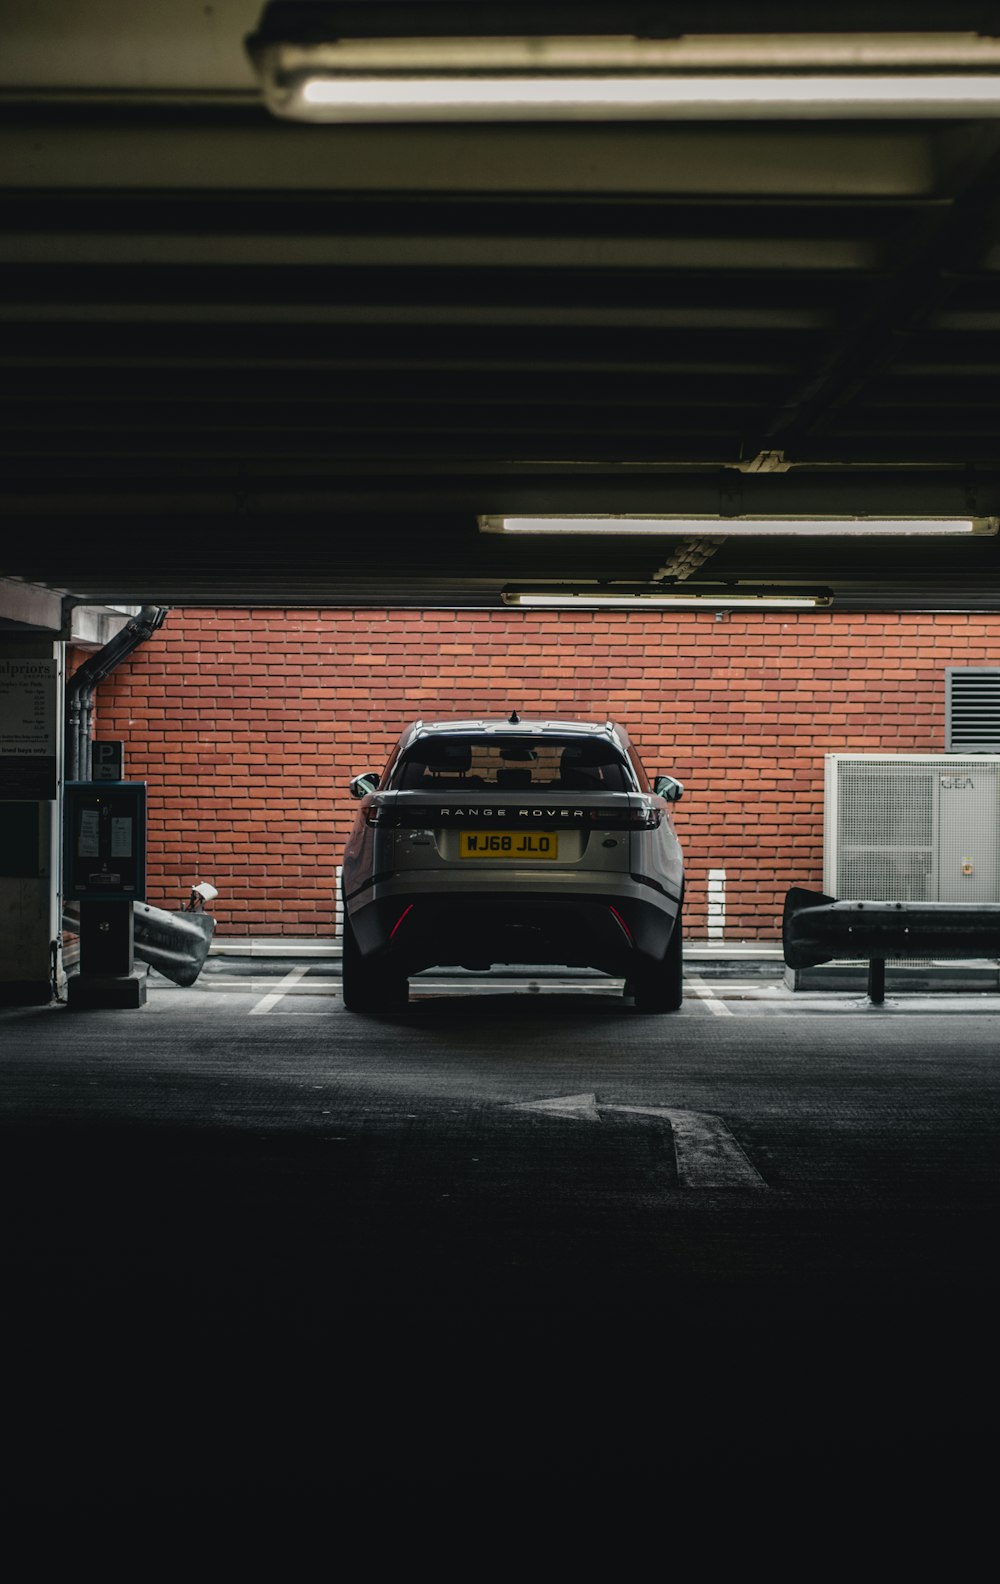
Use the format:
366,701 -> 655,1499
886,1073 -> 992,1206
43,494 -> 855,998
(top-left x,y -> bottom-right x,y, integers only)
0,639 -> 63,1004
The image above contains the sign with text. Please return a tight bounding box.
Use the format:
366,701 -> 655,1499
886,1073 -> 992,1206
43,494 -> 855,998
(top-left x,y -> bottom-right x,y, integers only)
92,740 -> 125,780
0,658 -> 57,799
63,782 -> 147,901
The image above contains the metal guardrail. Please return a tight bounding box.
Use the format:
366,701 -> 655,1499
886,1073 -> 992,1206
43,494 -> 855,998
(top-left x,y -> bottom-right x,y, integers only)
783,886 -> 1000,1003
133,903 -> 215,987
63,903 -> 216,988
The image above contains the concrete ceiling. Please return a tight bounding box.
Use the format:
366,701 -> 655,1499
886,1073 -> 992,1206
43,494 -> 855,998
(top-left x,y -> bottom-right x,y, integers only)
5,2 -> 1000,612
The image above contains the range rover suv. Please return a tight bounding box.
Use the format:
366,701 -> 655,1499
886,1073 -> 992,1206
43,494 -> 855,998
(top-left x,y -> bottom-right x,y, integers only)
341,716 -> 684,1013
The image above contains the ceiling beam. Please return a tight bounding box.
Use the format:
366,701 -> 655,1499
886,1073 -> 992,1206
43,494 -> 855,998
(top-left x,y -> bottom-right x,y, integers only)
757,125 -> 1000,453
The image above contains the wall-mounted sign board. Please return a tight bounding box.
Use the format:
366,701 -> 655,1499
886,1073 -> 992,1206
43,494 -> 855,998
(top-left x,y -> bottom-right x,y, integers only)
0,659 -> 57,800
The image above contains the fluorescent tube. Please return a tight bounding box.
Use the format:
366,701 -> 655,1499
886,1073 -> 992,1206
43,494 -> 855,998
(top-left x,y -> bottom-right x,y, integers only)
480,516 -> 994,536
501,589 -> 831,609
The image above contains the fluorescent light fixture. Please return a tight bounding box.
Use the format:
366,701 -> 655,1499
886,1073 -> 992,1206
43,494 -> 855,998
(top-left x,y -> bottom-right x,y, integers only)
245,17 -> 1000,123
501,585 -> 832,609
480,515 -> 998,536
288,75 -> 1000,121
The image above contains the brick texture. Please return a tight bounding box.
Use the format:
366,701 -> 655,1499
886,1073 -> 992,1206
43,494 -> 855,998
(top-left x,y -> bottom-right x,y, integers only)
93,608 -> 999,940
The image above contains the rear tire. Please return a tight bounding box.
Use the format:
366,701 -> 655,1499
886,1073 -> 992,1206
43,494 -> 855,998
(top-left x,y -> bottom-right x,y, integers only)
632,912 -> 683,1012
341,907 -> 408,1013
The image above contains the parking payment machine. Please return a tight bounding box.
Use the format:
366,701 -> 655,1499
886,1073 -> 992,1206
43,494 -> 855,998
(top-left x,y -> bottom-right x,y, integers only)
64,781 -> 147,1007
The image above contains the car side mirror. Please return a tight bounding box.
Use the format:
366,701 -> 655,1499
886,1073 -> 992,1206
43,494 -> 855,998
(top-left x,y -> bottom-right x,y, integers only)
653,775 -> 684,802
350,772 -> 381,798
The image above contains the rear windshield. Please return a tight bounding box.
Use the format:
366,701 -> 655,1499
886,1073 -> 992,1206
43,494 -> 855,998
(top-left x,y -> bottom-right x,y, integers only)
390,735 -> 635,793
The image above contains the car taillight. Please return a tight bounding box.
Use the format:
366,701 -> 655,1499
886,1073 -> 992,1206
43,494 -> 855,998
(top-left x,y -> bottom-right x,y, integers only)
626,803 -> 663,830
366,799 -> 397,827
583,803 -> 661,829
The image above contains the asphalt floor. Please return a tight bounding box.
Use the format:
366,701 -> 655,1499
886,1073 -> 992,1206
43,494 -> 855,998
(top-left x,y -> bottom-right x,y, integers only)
0,977 -> 997,1527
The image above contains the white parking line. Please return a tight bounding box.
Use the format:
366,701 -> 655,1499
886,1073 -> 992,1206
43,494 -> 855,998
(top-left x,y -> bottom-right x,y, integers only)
686,975 -> 734,1016
248,965 -> 310,1014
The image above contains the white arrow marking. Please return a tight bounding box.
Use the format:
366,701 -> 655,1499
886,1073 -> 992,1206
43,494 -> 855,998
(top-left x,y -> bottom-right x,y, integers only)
507,1095 -> 766,1188
510,1092 -> 602,1123
602,1105 -> 765,1188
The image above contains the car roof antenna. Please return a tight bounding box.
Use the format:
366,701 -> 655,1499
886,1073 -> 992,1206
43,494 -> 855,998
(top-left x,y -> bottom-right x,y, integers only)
508,709 -> 521,724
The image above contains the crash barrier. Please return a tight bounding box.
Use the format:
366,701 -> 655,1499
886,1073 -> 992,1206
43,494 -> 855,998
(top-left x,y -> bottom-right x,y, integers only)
63,891 -> 216,989
132,902 -> 215,987
783,886 -> 1000,1004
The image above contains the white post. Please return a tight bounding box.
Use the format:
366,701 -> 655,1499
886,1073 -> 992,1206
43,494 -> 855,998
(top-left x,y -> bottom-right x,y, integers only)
706,868 -> 726,941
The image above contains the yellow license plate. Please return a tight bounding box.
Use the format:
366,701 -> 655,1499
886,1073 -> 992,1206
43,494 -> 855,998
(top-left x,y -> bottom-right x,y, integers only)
459,831 -> 558,860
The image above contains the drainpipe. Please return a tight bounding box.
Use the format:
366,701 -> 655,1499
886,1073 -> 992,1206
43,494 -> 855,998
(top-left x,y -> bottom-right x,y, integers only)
65,605 -> 168,781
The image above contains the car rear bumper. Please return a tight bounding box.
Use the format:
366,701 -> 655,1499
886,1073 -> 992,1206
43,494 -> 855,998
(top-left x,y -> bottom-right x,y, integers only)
347,874 -> 680,974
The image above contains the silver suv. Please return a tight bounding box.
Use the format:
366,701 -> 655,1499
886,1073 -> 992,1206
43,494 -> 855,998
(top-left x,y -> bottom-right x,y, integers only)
342,715 -> 684,1012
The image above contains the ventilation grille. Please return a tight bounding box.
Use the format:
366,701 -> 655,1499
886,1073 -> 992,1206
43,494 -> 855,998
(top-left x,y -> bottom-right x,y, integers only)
834,762 -> 935,902
947,667 -> 1000,751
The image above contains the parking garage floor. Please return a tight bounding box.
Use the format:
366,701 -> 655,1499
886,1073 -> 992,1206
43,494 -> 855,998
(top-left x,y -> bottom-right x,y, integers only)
1,978 -> 997,1521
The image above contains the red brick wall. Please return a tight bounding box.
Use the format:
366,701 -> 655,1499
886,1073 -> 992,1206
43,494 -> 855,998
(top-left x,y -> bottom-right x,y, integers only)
93,608 -> 999,939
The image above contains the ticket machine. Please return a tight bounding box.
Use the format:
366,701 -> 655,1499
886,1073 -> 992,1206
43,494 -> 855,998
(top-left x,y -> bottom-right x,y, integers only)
64,781 -> 147,1007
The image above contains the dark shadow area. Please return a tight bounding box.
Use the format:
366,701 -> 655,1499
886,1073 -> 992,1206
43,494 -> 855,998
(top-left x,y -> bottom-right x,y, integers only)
0,1109 -> 996,1513
0,1001 -> 997,1517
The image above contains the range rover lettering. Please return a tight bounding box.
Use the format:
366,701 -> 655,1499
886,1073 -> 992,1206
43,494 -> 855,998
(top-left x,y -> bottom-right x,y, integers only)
342,716 -> 684,1013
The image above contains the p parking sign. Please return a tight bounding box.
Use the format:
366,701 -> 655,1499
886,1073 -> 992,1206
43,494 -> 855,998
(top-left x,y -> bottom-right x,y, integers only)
92,740 -> 125,781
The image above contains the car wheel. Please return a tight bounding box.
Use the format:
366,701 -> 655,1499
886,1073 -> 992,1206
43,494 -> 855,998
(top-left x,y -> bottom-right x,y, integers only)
632,913 -> 683,1012
341,907 -> 408,1013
